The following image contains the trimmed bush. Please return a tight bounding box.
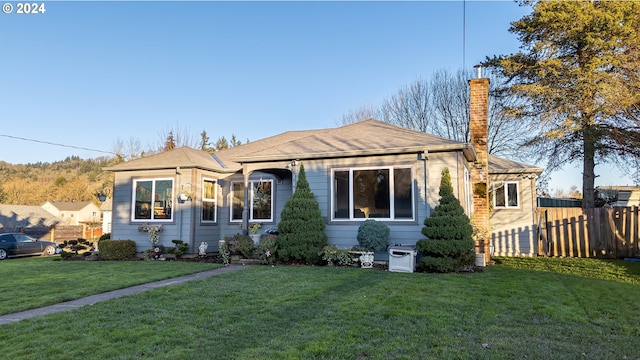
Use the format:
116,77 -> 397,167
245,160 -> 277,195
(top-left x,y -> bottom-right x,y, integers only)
416,168 -> 475,273
277,164 -> 328,264
257,236 -> 277,265
98,240 -> 137,260
357,219 -> 390,252
321,245 -> 352,266
225,234 -> 255,259
99,233 -> 111,241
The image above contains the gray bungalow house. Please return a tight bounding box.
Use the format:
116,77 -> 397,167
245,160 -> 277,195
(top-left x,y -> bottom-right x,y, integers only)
105,79 -> 543,258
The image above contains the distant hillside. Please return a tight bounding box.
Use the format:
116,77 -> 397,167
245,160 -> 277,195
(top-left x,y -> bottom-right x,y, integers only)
0,155 -> 118,206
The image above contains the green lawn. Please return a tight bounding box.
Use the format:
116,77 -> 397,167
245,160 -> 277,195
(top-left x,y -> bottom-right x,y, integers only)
0,256 -> 222,315
1,257 -> 639,359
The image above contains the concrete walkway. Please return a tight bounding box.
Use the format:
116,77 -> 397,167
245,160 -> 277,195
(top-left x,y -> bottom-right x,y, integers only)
0,264 -> 248,325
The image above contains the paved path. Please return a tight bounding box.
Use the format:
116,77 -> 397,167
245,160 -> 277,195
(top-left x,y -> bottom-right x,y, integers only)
0,264 -> 248,325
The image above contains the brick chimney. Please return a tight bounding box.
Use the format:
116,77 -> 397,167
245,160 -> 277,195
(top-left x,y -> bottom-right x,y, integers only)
468,70 -> 490,265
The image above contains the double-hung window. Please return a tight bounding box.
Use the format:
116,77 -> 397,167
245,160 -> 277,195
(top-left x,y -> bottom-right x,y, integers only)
202,178 -> 217,223
132,178 -> 174,221
230,179 -> 273,222
331,166 -> 414,221
493,181 -> 519,209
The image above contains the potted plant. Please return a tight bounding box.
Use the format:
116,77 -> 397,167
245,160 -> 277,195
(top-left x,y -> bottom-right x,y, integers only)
356,219 -> 390,268
249,223 -> 262,245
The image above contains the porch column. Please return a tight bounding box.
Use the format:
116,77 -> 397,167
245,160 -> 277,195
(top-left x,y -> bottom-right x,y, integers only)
242,164 -> 251,235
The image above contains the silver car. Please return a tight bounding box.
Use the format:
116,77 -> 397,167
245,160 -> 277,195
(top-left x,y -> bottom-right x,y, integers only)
0,233 -> 62,260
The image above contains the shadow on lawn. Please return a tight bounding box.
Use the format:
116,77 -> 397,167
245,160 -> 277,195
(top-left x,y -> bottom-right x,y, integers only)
492,256 -> 640,285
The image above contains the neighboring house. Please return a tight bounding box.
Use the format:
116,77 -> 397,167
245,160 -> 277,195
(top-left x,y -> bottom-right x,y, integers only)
596,186 -> 640,207
104,78 -> 543,258
0,204 -> 61,240
100,197 -> 113,234
41,201 -> 101,226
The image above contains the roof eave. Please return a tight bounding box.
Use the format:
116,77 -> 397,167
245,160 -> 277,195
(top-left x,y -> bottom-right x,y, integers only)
232,144 -> 474,163
103,164 -> 239,173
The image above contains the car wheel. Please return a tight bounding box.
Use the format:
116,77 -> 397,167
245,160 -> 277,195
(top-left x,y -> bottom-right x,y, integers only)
0,249 -> 7,260
43,245 -> 57,256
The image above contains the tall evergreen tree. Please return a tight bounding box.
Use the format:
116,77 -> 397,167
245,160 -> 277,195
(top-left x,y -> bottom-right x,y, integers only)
486,1 -> 640,207
416,168 -> 475,273
164,131 -> 176,151
199,130 -> 214,153
276,164 -> 328,264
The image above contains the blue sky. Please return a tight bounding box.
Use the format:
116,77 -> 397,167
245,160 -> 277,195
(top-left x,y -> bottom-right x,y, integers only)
0,0 -> 633,191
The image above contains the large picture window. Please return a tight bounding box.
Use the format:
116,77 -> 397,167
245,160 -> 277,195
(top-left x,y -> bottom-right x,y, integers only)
332,166 -> 414,221
230,179 -> 273,222
132,178 -> 173,221
493,181 -> 519,209
202,178 -> 217,222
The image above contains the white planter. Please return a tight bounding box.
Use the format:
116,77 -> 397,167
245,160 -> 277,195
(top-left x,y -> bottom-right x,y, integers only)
251,234 -> 262,245
359,251 -> 375,269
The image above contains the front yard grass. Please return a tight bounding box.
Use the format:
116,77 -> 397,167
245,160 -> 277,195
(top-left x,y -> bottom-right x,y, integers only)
1,257 -> 639,359
0,256 -> 222,315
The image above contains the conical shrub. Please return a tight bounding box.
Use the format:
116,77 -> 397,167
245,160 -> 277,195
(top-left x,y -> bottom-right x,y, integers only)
276,164 -> 328,264
416,167 -> 475,272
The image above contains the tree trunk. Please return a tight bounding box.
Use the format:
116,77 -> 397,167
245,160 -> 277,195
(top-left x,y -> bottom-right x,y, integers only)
582,126 -> 596,209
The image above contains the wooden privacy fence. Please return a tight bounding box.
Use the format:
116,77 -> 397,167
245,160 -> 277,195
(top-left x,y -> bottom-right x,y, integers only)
537,206 -> 639,258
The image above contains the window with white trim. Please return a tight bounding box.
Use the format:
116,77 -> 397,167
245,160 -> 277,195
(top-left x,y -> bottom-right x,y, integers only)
202,178 -> 217,222
331,166 -> 414,221
493,181 -> 519,208
132,178 -> 174,221
230,179 -> 273,222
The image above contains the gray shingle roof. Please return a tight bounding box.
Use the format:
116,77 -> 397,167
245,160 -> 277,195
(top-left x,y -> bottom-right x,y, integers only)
489,155 -> 543,175
220,119 -> 474,162
104,119 -> 540,174
104,146 -> 229,172
45,201 -> 94,211
0,204 -> 60,231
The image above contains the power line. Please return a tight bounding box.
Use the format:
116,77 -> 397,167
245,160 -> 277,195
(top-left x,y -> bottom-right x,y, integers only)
0,133 -> 116,155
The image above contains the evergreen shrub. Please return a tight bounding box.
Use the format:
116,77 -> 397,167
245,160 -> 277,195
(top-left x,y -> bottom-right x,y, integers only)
225,234 -> 255,259
416,167 -> 475,273
276,164 -> 328,264
98,240 -> 136,260
357,219 -> 390,252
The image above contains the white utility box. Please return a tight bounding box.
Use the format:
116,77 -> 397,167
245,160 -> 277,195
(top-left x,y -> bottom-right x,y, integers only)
388,245 -> 417,273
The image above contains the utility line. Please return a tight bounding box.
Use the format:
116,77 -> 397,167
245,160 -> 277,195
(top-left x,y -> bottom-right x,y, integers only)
0,133 -> 116,155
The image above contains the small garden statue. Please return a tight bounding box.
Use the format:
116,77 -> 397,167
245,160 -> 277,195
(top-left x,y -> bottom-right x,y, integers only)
199,241 -> 208,256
